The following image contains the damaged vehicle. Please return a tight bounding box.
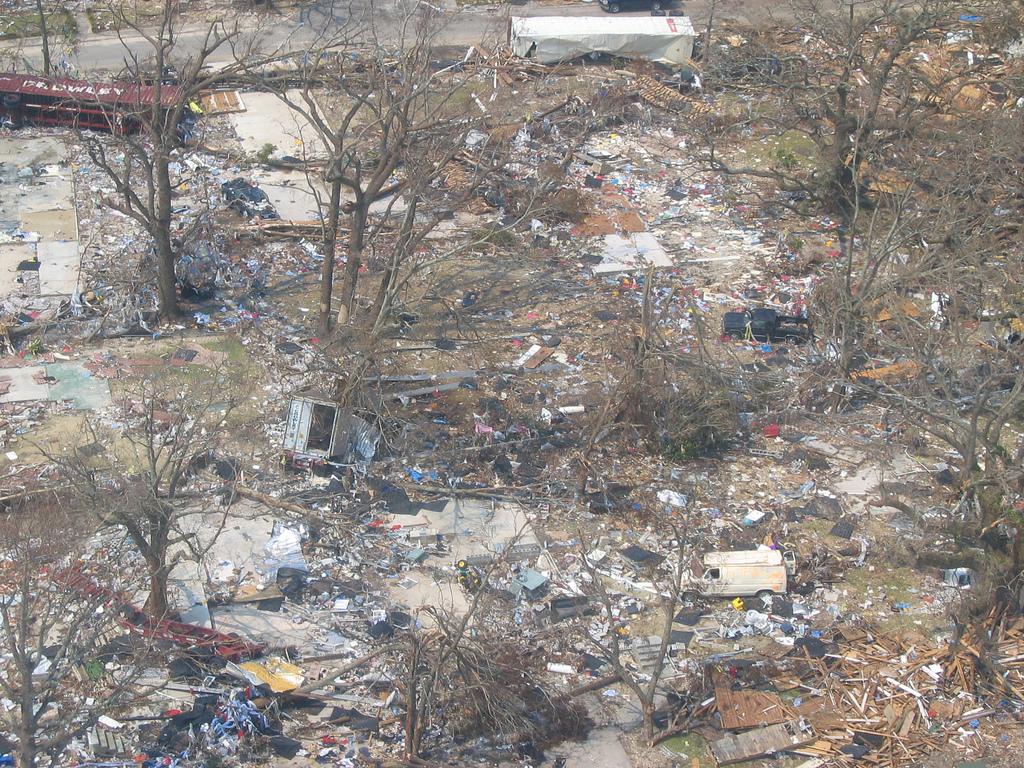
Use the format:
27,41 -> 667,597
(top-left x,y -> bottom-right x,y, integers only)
687,549 -> 797,599
221,177 -> 279,220
723,307 -> 811,342
282,391 -> 379,468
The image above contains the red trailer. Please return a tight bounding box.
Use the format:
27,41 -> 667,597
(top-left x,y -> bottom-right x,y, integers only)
0,72 -> 182,134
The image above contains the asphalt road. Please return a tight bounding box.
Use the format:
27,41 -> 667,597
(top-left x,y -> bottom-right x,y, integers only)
0,0 -> 778,74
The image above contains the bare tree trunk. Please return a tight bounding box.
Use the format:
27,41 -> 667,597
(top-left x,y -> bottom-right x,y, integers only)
17,684 -> 38,768
153,152 -> 180,320
143,557 -> 170,618
642,700 -> 655,741
337,199 -> 367,326
370,263 -> 397,334
319,175 -> 345,334
34,0 -> 51,76
404,639 -> 420,761
702,0 -> 716,68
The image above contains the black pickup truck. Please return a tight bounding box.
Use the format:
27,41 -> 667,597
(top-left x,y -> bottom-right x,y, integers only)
723,308 -> 811,342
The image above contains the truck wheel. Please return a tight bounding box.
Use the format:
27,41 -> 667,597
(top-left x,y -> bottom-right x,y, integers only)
608,2 -> 621,11
756,590 -> 773,602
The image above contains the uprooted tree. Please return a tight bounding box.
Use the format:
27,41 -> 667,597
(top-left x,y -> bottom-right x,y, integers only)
388,527 -> 587,760
575,273 -> 738,499
0,503 -> 152,768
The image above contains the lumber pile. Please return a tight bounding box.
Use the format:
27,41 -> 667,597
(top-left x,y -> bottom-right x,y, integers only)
782,619 -> 1018,767
634,74 -> 712,115
697,612 -> 1024,768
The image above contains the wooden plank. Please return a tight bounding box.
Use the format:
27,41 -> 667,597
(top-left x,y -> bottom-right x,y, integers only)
715,684 -> 791,730
523,346 -> 555,370
710,720 -> 815,766
200,90 -> 246,114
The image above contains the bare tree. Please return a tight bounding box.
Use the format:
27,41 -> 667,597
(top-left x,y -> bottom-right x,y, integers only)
695,1 -> 1019,383
705,0 -> 975,216
0,503 -> 151,768
81,0 -> 268,320
42,366 -> 241,618
579,520 -> 694,741
271,1 -> 507,332
834,101 -> 1024,487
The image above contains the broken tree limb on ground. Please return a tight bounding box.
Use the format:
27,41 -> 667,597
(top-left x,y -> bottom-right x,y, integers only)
222,481 -> 314,517
295,645 -> 398,694
566,673 -> 621,697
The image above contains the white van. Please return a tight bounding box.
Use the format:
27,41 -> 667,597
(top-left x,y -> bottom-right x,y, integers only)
690,549 -> 796,599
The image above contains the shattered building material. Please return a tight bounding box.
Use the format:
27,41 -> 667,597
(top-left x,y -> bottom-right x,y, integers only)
714,682 -> 794,730
710,719 -> 816,765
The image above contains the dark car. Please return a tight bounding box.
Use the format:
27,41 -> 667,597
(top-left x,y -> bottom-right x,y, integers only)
723,308 -> 811,342
221,177 -> 279,220
599,0 -> 671,13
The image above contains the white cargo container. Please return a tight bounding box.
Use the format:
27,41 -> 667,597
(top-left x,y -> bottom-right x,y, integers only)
510,16 -> 696,66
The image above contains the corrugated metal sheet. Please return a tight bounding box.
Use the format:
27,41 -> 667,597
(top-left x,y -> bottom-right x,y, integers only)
0,73 -> 181,108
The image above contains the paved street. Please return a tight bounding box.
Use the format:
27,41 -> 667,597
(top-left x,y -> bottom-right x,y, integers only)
0,0 -> 773,74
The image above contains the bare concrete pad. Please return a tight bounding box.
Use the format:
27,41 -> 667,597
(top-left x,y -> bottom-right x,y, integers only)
229,91 -> 327,161
250,168 -> 326,221
214,603 -> 323,652
0,137 -> 80,301
37,241 -> 81,295
247,167 -> 405,222
387,499 -> 545,622
0,137 -> 76,227
390,567 -> 471,621
553,728 -> 632,768
0,366 -> 48,403
45,362 -> 112,409
0,243 -> 34,296
21,208 -> 77,241
0,362 -> 110,407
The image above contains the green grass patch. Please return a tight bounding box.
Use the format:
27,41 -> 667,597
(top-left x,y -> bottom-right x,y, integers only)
729,129 -> 818,175
0,9 -> 76,41
660,732 -> 713,766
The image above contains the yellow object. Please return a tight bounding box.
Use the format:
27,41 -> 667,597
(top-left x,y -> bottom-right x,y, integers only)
731,597 -> 745,611
238,657 -> 305,693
